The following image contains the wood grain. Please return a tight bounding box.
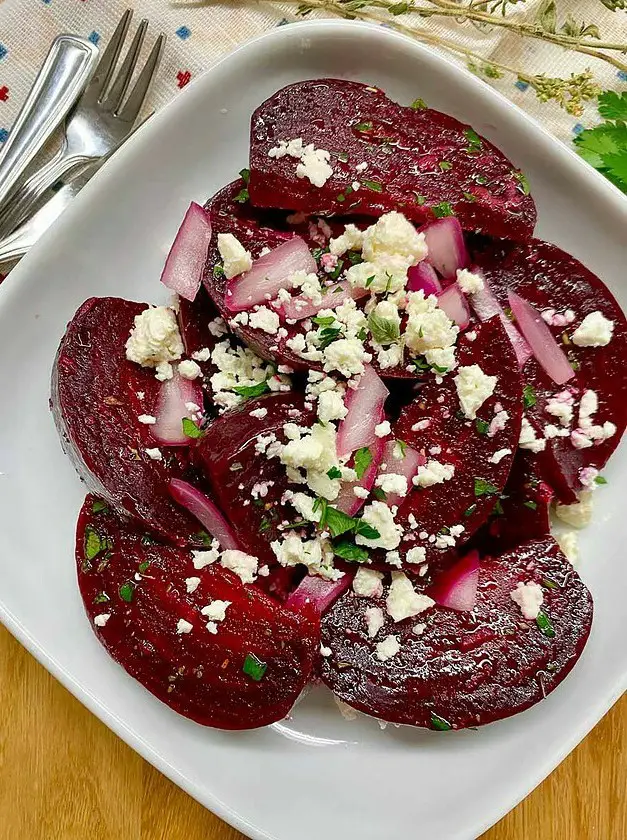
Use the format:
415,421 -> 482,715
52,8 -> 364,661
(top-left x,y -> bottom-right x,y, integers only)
0,626 -> 624,840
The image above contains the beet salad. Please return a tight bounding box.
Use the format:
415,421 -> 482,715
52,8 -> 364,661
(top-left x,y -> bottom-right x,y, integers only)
51,80 -> 626,731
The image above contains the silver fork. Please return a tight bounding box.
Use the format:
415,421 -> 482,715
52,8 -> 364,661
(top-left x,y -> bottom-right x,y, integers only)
0,9 -> 165,238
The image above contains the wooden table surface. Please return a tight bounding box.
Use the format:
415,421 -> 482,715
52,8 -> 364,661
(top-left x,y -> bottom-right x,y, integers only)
0,625 -> 624,840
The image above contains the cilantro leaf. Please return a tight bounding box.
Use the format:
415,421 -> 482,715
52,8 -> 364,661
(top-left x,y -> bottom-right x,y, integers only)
233,188 -> 249,203
239,167 -> 251,184
353,447 -> 373,480
119,581 -> 135,603
91,499 -> 108,514
430,712 -> 452,731
182,417 -> 203,439
474,478 -> 500,497
232,381 -> 270,398
362,179 -> 384,193
536,610 -> 556,638
597,91 -> 627,121
368,311 -> 400,345
332,540 -> 370,563
523,384 -> 537,409
243,652 -> 267,681
602,152 -> 627,192
85,526 -> 103,561
431,201 -> 454,218
410,97 -> 427,110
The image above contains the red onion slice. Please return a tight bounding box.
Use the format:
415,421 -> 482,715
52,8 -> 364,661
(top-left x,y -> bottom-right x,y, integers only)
437,283 -> 470,329
429,550 -> 480,612
160,202 -> 212,302
470,275 -> 533,368
335,436 -> 385,516
280,280 -> 369,321
168,479 -> 240,550
376,440 -> 425,507
285,572 -> 352,615
152,371 -> 204,446
407,262 -> 442,296
226,237 -> 317,312
422,217 -> 469,280
508,291 -> 575,386
337,365 -> 389,459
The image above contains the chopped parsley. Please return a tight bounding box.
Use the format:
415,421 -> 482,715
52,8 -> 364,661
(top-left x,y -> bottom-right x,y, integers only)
368,311 -> 400,345
233,381 -> 270,398
513,171 -> 531,195
314,498 -> 381,541
464,503 -> 478,518
542,577 -> 559,590
213,264 -> 225,278
118,581 -> 135,603
337,151 -> 349,163
396,439 -> 408,457
414,192 -> 427,205
523,384 -> 537,409
318,326 -> 343,349
536,610 -> 556,638
475,418 -> 489,435
93,592 -> 110,604
372,487 -> 387,501
439,160 -> 452,171
594,475 -> 608,485
354,446 -> 373,480
195,530 -> 213,546
474,478 -> 500,497
233,188 -> 249,203
463,128 -> 483,153
362,179 -> 384,192
138,560 -> 151,574
182,417 -> 203,439
243,652 -> 267,681
430,712 -> 452,731
523,500 -> 538,510
239,167 -> 250,184
462,191 -> 477,202
84,526 -> 111,561
91,499 -> 108,514
337,193 -> 346,203
410,97 -> 427,110
332,540 -> 370,563
354,120 -> 373,132
327,466 -> 342,480
431,201 -> 454,218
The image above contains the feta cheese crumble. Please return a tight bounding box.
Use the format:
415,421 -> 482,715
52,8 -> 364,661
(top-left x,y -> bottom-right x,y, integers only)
355,502 -> 403,551
178,359 -> 202,380
94,614 -> 110,627
176,618 -> 194,634
555,491 -> 593,528
220,550 -> 258,584
217,232 -> 253,279
145,447 -> 163,461
365,606 -> 385,638
386,572 -> 434,622
185,576 -> 201,594
125,306 -> 184,371
249,306 -> 280,335
413,460 -> 455,488
510,581 -> 544,620
519,417 -> 546,453
571,311 -> 614,347
456,268 -> 484,295
201,599 -> 231,622
352,567 -> 384,598
376,634 -> 401,662
454,364 -> 497,420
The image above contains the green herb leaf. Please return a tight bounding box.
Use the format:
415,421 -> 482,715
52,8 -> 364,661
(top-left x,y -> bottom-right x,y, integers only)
542,577 -> 559,590
523,500 -> 538,510
119,581 -> 135,603
474,478 -> 500,497
536,0 -> 557,34
414,192 -> 426,205
336,193 -> 346,203
85,526 -> 103,561
462,191 -> 477,202
430,712 -> 452,731
325,507 -> 359,538
463,128 -> 483,153
213,264 -> 225,278
395,439 -> 408,458
233,188 -> 249,203
389,1 -> 410,14
372,487 -> 387,501
410,97 -> 427,110
439,160 -> 452,171
597,91 -> 627,121
431,201 -> 454,218
493,499 -> 504,516
327,466 -> 342,480
91,499 -> 108,514
346,249 -> 363,265
243,652 -> 267,681
355,120 -> 373,132
354,521 -> 380,540
332,540 -> 370,563
475,418 -> 489,435
354,446 -> 373,480
312,314 -> 336,327
182,417 -> 204,439
594,475 -> 608,485
464,503 -> 477,518
368,311 -> 400,345
259,517 -> 271,533
365,274 -> 376,288
138,560 -> 150,573
337,151 -> 349,163
536,609 -> 556,638
317,327 -> 343,349
239,167 -> 250,184
523,383 -> 537,409
195,530 -> 213,546
362,179 -> 383,192
232,381 -> 270,398
513,171 -> 531,195
93,592 -> 110,604
282,519 -> 307,531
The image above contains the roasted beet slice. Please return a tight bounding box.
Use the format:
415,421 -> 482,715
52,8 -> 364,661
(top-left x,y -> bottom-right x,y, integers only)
195,392 -> 316,566
391,316 -> 523,571
249,79 -> 536,240
471,452 -> 553,555
321,537 -> 592,728
77,496 -> 319,729
472,236 -> 627,502
51,297 -> 206,547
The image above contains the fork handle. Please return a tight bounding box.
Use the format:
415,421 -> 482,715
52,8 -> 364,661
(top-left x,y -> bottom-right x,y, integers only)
0,145 -> 94,238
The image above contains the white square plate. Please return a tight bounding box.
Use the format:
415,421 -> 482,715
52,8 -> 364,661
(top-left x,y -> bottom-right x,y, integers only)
0,21 -> 625,840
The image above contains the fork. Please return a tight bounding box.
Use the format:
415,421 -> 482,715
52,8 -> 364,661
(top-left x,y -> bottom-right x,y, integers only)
0,9 -> 165,239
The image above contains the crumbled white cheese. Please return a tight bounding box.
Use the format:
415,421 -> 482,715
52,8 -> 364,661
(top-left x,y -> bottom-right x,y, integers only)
320,644 -> 332,658
138,414 -> 157,425
519,417 -> 546,452
361,211 -> 428,267
555,530 -> 579,564
201,599 -> 231,622
352,567 -> 384,598
376,634 -> 401,662
510,581 -> 544,620
295,146 -> 334,188
125,306 -> 184,370
406,546 -> 427,564
192,541 -> 220,569
329,223 -> 364,256
456,268 -> 484,295
94,614 -> 110,627
323,336 -> 370,378
271,534 -> 341,581
365,606 -> 385,638
353,485 -> 370,499
555,491 -> 593,528
545,392 -> 574,426
490,448 -> 512,465
185,576 -> 201,594
317,389 -> 347,423
145,447 -> 163,461
375,420 -> 391,438
192,347 -> 212,362
572,311 -> 614,347
217,232 -> 253,279
413,623 -> 426,636
355,502 -> 403,551
375,472 -> 408,497
220,550 -> 258,584
454,364 -> 497,420
413,460 -> 455,488
405,291 -> 459,355
178,359 -> 202,380
376,343 -> 403,370
488,409 -> 509,438
176,618 -> 194,634
280,422 -> 340,500
250,407 -> 268,419
287,492 -> 322,523
386,572 -> 434,622
249,306 -> 280,334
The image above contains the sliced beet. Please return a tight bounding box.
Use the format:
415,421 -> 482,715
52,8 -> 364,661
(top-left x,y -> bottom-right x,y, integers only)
177,286 -> 222,381
391,316 -> 523,571
472,236 -> 627,502
51,297 -> 206,547
471,452 -> 553,555
320,537 -> 593,728
195,392 -> 316,566
249,79 -> 536,240
77,495 -> 319,729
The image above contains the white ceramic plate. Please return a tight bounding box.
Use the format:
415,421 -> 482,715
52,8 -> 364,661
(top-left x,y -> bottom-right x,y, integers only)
0,20 -> 625,840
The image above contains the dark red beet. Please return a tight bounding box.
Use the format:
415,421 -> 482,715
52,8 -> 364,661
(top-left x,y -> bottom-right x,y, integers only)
471,452 -> 553,555
195,392 -> 316,566
391,316 -> 523,571
177,286 -> 223,384
51,297 -> 207,547
472,237 -> 627,502
77,496 -> 319,729
249,80 -> 536,241
321,537 -> 592,728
